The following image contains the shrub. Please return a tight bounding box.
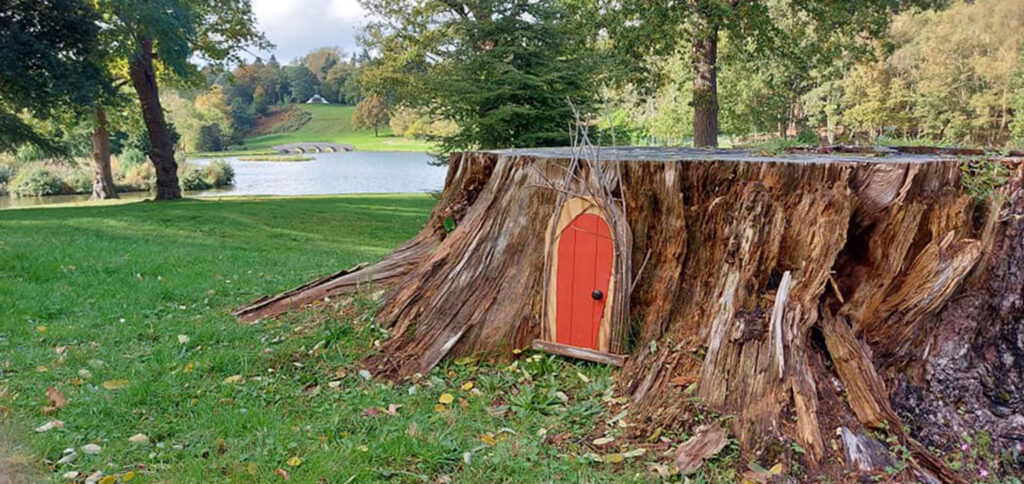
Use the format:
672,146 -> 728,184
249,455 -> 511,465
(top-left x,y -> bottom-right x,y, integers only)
179,167 -> 211,191
202,160 -> 234,187
115,162 -> 155,191
117,148 -> 147,166
9,163 -> 65,196
62,166 -> 92,194
0,164 -> 12,186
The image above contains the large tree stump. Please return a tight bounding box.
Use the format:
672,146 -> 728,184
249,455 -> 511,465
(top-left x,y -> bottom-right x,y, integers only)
237,147 -> 1024,481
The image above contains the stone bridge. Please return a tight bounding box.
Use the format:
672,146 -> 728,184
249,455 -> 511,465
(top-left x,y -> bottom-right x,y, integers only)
273,142 -> 354,154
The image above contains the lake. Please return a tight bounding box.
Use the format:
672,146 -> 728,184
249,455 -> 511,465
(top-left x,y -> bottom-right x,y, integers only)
1,151 -> 447,209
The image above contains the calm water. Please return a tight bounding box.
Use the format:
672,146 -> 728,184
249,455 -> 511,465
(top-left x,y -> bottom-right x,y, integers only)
0,151 -> 446,209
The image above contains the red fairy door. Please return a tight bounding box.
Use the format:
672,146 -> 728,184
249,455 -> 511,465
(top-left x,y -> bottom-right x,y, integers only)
555,213 -> 613,350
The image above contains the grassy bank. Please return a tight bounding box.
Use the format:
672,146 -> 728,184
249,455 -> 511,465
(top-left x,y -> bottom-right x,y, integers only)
240,105 -> 434,153
0,196 -> 670,483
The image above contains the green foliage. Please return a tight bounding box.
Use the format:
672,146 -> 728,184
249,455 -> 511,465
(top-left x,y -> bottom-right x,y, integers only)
960,156 -> 1011,201
196,124 -> 224,152
351,95 -> 390,136
360,0 -> 600,153
0,0 -> 109,154
8,164 -> 66,196
117,147 -> 147,166
114,161 -> 156,191
177,159 -> 235,190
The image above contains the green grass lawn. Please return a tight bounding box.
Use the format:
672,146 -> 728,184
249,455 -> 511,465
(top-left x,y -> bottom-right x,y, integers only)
240,105 -> 434,153
0,196 -> 667,483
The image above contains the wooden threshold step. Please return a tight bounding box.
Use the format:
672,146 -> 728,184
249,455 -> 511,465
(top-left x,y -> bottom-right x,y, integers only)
532,339 -> 628,367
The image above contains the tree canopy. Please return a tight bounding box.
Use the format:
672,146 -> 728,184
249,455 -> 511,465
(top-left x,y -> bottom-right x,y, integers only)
0,0 -> 109,153
359,0 -> 600,153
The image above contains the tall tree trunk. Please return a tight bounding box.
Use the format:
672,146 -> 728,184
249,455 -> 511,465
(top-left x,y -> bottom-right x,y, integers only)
90,106 -> 118,200
128,36 -> 180,200
691,23 -> 719,148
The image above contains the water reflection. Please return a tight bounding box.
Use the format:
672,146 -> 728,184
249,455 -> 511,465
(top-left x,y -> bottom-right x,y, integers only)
2,151 -> 446,210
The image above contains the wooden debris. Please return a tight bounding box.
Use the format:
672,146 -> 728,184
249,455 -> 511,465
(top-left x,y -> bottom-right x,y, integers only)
673,424 -> 728,475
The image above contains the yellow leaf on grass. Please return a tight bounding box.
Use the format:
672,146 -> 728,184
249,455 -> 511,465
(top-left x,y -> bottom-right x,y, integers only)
438,393 -> 454,404
481,433 -> 497,446
183,362 -> 194,373
460,382 -> 474,391
223,375 -> 244,384
99,476 -> 117,484
123,471 -> 136,481
434,404 -> 446,413
36,325 -> 47,334
102,380 -> 129,390
286,456 -> 302,467
602,453 -> 625,464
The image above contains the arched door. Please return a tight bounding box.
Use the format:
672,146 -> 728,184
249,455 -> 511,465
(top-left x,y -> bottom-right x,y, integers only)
555,213 -> 613,350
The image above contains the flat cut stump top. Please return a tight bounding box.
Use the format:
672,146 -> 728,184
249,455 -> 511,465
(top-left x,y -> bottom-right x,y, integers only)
486,146 -> 1021,164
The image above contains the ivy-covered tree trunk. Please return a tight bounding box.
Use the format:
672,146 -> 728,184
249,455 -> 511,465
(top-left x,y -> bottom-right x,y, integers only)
237,147 -> 1023,482
90,106 -> 118,200
691,23 -> 719,148
128,36 -> 180,200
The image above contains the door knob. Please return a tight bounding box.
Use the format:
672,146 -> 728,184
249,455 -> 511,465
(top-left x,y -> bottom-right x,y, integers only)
591,290 -> 604,300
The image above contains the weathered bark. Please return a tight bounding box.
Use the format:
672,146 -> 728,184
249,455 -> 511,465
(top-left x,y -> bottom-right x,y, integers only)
128,36 -> 180,200
90,106 -> 118,200
238,147 -> 1024,481
691,23 -> 719,148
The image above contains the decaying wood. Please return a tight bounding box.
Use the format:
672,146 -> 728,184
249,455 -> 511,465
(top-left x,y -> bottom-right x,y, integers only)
674,424 -> 728,475
531,339 -> 626,366
238,147 -> 1024,481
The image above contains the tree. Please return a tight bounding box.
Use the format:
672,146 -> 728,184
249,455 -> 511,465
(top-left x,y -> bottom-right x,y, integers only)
610,0 -> 946,147
300,47 -> 344,82
351,95 -> 390,136
94,0 -> 269,200
359,0 -> 599,153
0,0 -> 107,154
284,65 -> 317,103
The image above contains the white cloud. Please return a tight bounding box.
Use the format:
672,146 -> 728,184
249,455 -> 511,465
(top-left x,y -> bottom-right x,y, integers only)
252,0 -> 369,63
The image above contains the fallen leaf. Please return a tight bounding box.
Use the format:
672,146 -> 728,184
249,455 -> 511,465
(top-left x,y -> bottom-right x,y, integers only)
362,407 -> 381,417
460,382 -> 474,391
434,404 -> 446,413
102,380 -> 130,390
81,443 -> 101,455
358,370 -> 372,380
602,453 -> 625,464
84,471 -> 102,484
36,325 -> 47,334
385,404 -> 402,415
177,334 -> 190,344
99,476 -> 116,484
123,471 -> 135,482
34,420 -> 63,432
46,387 -> 69,409
128,433 -> 149,445
577,372 -> 590,383
438,393 -> 454,404
183,362 -> 195,373
623,448 -> 647,458
222,375 -> 243,384
592,437 -> 614,446
286,456 -> 302,467
274,467 -> 290,481
62,471 -> 80,480
481,433 -> 497,446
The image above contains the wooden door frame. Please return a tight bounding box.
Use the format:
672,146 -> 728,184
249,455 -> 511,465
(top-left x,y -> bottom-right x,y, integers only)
543,197 -> 616,352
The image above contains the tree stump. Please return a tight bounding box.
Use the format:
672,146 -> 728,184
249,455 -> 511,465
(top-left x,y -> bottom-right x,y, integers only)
236,147 -> 1024,481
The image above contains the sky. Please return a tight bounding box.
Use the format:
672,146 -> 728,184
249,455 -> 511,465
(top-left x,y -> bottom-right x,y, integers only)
251,0 -> 369,63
